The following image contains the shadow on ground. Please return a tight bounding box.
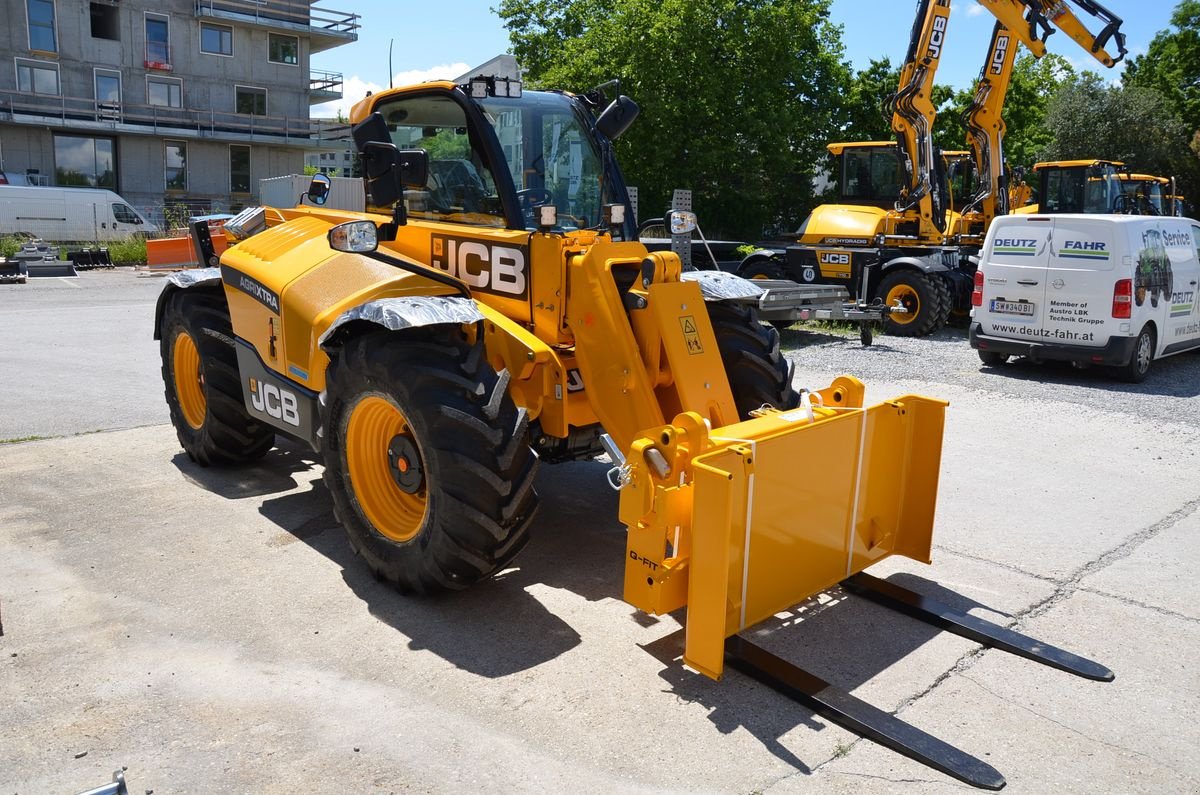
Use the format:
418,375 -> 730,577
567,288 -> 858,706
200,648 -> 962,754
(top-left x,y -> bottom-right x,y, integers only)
174,439 -> 1029,775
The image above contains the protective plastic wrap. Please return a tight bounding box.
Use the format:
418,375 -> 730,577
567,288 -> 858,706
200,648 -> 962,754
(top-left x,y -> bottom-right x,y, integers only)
166,267 -> 221,289
681,270 -> 764,301
319,296 -> 485,347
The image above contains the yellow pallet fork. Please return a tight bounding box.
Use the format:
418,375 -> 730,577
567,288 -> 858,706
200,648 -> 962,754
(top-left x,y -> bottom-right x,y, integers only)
608,370 -> 1110,789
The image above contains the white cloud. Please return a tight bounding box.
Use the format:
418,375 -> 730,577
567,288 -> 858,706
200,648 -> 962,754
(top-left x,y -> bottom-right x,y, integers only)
312,62 -> 471,119
965,5 -> 986,17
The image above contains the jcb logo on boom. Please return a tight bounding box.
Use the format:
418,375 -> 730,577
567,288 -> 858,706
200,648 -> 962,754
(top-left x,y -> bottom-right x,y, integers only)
927,16 -> 947,59
819,252 -> 850,265
249,378 -> 300,427
431,235 -> 528,299
990,35 -> 1010,74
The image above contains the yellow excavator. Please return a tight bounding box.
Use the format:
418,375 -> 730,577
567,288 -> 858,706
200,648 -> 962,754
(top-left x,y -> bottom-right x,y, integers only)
155,76 -> 1111,789
739,0 -> 1126,336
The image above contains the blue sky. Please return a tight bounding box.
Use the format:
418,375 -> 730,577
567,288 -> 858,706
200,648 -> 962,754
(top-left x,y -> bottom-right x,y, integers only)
312,1 -> 1178,117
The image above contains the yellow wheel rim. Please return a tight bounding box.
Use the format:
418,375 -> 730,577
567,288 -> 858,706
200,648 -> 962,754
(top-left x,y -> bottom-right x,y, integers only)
345,395 -> 428,543
173,331 -> 206,430
885,284 -> 920,325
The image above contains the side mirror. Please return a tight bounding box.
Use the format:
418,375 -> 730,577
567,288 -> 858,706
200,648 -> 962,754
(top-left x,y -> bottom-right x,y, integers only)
328,220 -> 378,253
667,209 -> 697,235
307,173 -> 331,205
361,143 -> 429,207
596,95 -> 639,141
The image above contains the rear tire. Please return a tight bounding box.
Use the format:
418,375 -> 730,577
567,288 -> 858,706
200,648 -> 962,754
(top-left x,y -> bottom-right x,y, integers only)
877,270 -> 945,337
159,289 -> 275,466
977,350 -> 1009,366
1116,325 -> 1155,383
707,302 -> 800,418
738,257 -> 785,281
322,330 -> 539,594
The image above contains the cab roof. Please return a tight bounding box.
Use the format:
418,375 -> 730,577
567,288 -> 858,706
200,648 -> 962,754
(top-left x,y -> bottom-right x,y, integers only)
826,141 -> 895,155
1032,159 -> 1125,170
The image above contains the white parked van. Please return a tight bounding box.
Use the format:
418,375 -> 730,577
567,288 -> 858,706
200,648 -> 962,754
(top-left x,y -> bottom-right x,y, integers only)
969,214 -> 1200,382
0,185 -> 157,242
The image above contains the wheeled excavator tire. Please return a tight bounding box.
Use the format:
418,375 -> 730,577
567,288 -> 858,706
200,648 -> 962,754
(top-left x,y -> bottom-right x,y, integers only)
160,289 -> 275,466
321,330 -> 539,594
877,270 -> 945,337
707,302 -> 801,418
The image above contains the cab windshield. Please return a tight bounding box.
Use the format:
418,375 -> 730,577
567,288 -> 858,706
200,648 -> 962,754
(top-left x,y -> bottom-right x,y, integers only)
367,89 -> 615,231
479,91 -> 610,231
1042,167 -> 1121,214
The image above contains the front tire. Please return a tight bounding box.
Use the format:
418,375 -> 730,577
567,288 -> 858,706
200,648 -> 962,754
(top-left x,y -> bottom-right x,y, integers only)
707,302 -> 800,418
322,330 -> 539,594
877,270 -> 946,337
1116,325 -> 1155,383
159,289 -> 275,466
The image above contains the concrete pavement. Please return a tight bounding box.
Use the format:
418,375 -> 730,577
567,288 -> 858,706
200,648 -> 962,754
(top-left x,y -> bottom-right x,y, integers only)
1,275 -> 1198,792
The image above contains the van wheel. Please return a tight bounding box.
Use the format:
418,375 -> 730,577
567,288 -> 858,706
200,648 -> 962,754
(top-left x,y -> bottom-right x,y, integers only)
1117,326 -> 1155,383
978,350 -> 1009,366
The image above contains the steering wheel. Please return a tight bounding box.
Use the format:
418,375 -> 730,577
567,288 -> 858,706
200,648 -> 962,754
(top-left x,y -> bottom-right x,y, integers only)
516,188 -> 553,208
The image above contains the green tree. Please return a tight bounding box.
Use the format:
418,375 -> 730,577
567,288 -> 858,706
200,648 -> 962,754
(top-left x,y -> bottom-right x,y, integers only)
1042,73 -> 1190,181
838,58 -> 899,143
499,0 -> 847,238
1124,1 -> 1200,134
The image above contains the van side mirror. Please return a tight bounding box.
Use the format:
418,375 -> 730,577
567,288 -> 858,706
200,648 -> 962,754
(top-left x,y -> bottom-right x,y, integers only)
307,173 -> 331,205
596,96 -> 639,141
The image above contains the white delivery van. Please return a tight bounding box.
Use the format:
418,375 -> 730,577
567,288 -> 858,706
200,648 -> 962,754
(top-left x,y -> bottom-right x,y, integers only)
970,214 -> 1200,382
0,185 -> 158,241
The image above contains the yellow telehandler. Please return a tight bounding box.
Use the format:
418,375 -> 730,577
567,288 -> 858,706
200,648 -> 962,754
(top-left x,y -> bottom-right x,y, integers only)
155,77 -> 1110,789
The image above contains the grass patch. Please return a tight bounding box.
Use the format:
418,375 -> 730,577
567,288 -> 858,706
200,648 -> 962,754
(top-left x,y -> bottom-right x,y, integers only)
0,435 -> 50,445
832,740 -> 854,758
105,236 -> 147,266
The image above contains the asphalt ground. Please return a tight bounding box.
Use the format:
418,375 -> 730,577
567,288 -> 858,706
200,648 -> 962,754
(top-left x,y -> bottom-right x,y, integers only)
2,271 -> 1198,793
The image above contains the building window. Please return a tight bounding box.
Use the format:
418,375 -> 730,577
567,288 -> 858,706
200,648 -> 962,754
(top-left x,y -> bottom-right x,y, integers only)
16,59 -> 59,95
200,22 -> 233,56
235,86 -> 266,116
147,76 -> 182,108
145,13 -> 170,67
54,135 -> 115,188
95,69 -> 120,104
268,33 -> 298,65
165,141 -> 187,191
230,145 -> 251,193
27,0 -> 57,52
90,3 -> 119,40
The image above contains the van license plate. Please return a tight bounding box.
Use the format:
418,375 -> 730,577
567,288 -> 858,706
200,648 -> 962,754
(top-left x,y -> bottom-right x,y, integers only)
991,300 -> 1035,316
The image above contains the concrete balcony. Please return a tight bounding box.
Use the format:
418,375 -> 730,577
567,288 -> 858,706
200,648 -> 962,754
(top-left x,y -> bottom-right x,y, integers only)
0,90 -> 351,148
310,70 -> 343,105
194,1 -> 359,53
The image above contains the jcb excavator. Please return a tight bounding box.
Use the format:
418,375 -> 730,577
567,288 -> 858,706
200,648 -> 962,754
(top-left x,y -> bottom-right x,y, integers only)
155,76 -> 1111,789
739,0 -> 1126,336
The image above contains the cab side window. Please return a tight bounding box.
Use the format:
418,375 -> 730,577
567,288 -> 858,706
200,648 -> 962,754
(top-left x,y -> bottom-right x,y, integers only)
369,94 -> 505,227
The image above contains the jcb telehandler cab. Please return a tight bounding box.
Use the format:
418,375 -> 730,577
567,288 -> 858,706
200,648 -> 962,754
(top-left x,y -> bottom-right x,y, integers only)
155,77 -> 1111,789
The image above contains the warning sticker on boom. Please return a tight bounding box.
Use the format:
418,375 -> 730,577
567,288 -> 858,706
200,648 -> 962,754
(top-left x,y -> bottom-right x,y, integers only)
680,316 -> 704,354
